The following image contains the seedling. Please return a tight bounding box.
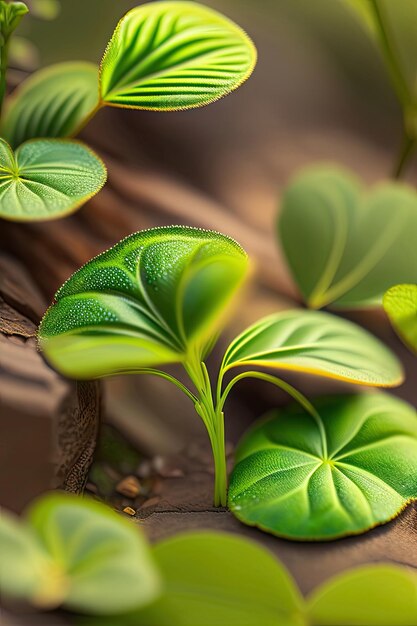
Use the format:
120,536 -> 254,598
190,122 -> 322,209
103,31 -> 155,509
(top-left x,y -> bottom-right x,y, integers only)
0,0 -> 256,220
278,165 -> 417,309
38,225 -> 404,515
2,493 -> 417,625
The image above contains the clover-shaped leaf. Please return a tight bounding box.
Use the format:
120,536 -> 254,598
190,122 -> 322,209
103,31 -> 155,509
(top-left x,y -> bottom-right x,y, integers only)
229,393 -> 417,540
38,226 -> 248,378
383,284 -> 417,355
0,493 -> 161,614
222,309 -> 403,387
99,1 -> 256,110
307,564 -> 417,626
1,62 -> 100,147
278,166 -> 417,309
0,138 -> 106,221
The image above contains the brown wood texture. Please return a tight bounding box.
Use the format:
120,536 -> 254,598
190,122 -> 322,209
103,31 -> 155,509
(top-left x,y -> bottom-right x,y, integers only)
0,255 -> 101,512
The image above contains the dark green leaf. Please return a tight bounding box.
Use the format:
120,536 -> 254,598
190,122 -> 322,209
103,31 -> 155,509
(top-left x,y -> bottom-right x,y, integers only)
38,226 -> 248,378
307,564 -> 417,625
383,284 -> 417,354
229,393 -> 417,540
222,309 -> 403,387
2,62 -> 99,147
278,166 -> 417,308
99,1 -> 256,110
0,138 -> 106,221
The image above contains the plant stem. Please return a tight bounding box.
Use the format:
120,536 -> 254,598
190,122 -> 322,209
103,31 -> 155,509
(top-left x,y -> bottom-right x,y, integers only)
392,131 -> 416,179
0,33 -> 10,118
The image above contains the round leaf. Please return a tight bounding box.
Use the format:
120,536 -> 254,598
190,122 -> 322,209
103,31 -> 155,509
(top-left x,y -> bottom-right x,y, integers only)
1,62 -> 100,147
229,393 -> 417,540
278,166 -> 417,309
99,1 -> 256,110
38,226 -> 248,378
24,494 -> 160,614
383,284 -> 417,354
307,564 -> 417,626
136,532 -> 305,626
223,309 -> 403,387
0,138 -> 106,221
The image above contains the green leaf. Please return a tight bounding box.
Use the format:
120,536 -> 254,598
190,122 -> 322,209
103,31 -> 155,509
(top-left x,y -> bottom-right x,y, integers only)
0,493 -> 161,614
383,284 -> 417,355
99,1 -> 256,111
38,226 -> 248,378
0,137 -> 106,221
229,393 -> 417,540
307,564 -> 417,625
278,166 -> 417,309
94,531 -> 305,626
222,309 -> 403,387
0,1 -> 28,39
1,62 -> 99,147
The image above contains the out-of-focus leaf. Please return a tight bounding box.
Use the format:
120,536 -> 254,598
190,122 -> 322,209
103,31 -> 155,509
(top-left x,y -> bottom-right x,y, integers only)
0,138 -> 106,221
229,393 -> 417,540
307,564 -> 417,625
222,309 -> 403,387
28,0 -> 60,20
383,284 -> 417,354
278,166 -> 417,309
2,62 -> 99,147
0,493 -> 161,614
99,1 -> 256,110
38,226 -> 248,378
8,35 -> 39,70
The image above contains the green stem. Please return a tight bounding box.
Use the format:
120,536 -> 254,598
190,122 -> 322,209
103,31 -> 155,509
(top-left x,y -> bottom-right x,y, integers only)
218,370 -> 327,458
0,33 -> 10,118
392,131 -> 416,179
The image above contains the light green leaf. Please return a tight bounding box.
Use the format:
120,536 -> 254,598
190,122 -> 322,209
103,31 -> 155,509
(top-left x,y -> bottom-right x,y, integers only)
384,284 -> 417,354
0,1 -> 28,39
222,309 -> 403,387
229,393 -> 417,540
343,0 -> 417,127
278,166 -> 417,309
99,1 -> 256,111
38,226 -> 248,379
0,138 -> 106,221
1,62 -> 99,147
0,493 -> 161,614
307,564 -> 417,625
93,531 -> 305,626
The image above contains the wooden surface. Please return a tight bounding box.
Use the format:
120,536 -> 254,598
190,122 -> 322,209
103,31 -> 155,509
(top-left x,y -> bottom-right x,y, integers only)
0,255 -> 101,512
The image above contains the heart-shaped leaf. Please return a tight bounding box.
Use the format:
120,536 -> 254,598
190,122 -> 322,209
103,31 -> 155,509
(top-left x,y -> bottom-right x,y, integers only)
0,493 -> 161,614
229,393 -> 417,540
38,226 -> 248,379
94,531 -> 305,626
307,564 -> 417,626
99,1 -> 256,110
278,166 -> 417,309
1,62 -> 100,147
0,138 -> 106,221
222,309 -> 403,387
383,284 -> 417,355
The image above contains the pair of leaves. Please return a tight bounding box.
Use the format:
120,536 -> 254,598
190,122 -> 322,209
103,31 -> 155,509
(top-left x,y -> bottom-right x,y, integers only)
93,531 -> 417,626
229,392 -> 417,540
38,226 -> 403,389
0,138 -> 106,221
38,226 -> 249,376
0,493 -> 160,614
278,165 -> 417,309
344,0 -> 417,136
384,284 -> 417,354
1,1 -> 256,147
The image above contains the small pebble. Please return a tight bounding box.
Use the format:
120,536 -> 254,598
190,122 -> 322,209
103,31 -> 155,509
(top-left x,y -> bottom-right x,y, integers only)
116,475 -> 141,498
123,506 -> 136,516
